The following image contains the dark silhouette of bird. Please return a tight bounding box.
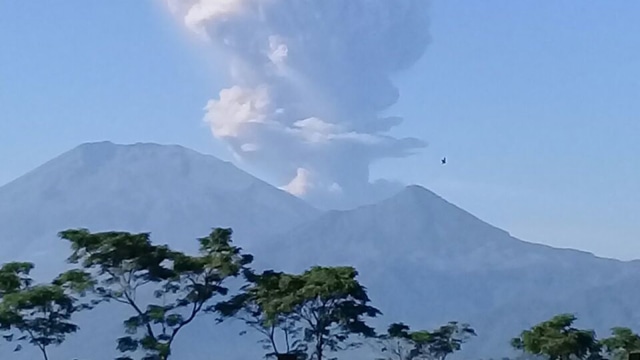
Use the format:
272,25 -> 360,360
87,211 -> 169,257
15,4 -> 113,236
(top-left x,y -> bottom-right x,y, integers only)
441,157 -> 447,165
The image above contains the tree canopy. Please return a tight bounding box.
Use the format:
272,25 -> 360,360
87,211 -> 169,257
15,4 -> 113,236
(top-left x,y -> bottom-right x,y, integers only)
4,225 -> 639,360
600,327 -> 640,360
511,314 -> 602,360
58,227 -> 252,360
377,321 -> 476,360
0,262 -> 91,360
217,266 -> 381,360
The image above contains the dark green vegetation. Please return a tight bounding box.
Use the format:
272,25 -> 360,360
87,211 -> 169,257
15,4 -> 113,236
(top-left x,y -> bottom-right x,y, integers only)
511,314 -> 640,360
1,228 -> 638,360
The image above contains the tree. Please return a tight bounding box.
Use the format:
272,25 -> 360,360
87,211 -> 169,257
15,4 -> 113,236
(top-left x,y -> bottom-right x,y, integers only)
376,323 -> 413,360
218,266 -> 380,360
216,270 -> 308,359
0,262 -> 91,360
0,262 -> 34,296
292,266 -> 381,359
0,262 -> 34,347
420,322 -> 476,360
59,227 -> 253,360
511,314 -> 602,360
600,327 -> 640,360
376,321 -> 476,360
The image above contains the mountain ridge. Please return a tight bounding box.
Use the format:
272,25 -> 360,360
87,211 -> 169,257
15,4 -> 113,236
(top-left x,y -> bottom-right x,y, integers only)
254,181 -> 640,357
1,141 -> 638,359
261,183 -> 619,272
0,141 -> 319,266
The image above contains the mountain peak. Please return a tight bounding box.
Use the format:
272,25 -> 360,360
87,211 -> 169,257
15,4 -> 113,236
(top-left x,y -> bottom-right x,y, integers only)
2,141 -> 313,204
395,184 -> 444,201
0,142 -> 319,262
76,140 -> 195,152
7,141 -> 236,190
77,140 -> 115,147
71,141 -> 209,164
377,184 -> 466,218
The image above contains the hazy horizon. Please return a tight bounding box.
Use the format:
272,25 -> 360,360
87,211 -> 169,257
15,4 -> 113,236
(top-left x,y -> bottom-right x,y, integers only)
1,0 -> 638,259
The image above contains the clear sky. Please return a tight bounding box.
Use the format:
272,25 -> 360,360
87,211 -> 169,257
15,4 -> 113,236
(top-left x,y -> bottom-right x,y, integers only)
1,1 -> 638,259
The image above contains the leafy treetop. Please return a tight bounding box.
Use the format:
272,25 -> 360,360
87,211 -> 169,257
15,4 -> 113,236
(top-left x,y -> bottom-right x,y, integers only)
59,227 -> 252,360
217,266 -> 381,360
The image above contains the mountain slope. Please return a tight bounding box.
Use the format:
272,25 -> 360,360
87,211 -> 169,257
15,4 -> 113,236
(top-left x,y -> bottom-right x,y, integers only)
257,185 -> 640,358
0,141 -> 322,360
0,141 -> 319,266
2,146 -> 639,359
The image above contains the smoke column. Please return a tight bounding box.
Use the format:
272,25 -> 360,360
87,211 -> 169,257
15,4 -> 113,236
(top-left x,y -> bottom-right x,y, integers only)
166,0 -> 431,209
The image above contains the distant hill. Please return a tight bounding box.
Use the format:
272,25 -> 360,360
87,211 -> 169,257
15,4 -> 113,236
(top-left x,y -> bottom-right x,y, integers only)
259,185 -> 640,357
1,142 -> 638,359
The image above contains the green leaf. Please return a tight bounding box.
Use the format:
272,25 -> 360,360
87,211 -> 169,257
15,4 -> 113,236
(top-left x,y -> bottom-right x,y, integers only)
58,227 -> 252,359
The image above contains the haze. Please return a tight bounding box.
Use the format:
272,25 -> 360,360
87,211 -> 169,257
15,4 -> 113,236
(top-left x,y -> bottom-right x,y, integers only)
3,1 -> 638,259
2,2 -> 640,360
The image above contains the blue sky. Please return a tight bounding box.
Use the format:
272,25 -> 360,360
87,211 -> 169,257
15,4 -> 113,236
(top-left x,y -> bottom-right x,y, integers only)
1,1 -> 638,259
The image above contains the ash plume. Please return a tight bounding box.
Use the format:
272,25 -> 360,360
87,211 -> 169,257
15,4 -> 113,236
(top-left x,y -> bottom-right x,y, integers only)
166,0 -> 431,209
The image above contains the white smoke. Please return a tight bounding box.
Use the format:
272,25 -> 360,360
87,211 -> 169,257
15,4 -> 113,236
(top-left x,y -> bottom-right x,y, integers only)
166,0 -> 431,209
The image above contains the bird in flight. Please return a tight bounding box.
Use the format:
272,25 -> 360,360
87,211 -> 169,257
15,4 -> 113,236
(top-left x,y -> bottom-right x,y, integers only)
441,157 -> 447,165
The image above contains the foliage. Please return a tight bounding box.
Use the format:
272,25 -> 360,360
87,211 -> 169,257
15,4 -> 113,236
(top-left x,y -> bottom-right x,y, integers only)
5,226 -> 640,360
216,270 -> 308,358
600,327 -> 640,360
0,262 -> 34,296
217,266 -> 380,360
376,321 -> 476,360
0,262 -> 91,360
59,227 -> 252,360
511,314 -> 602,360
